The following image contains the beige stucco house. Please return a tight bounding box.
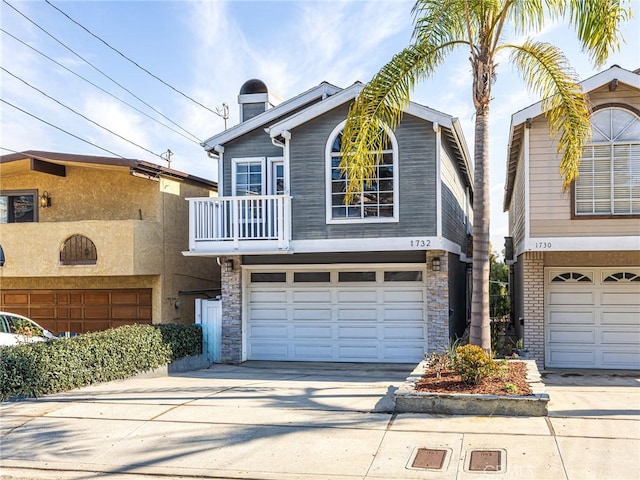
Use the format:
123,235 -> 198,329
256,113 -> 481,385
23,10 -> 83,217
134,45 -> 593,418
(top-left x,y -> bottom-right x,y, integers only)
0,151 -> 220,334
503,66 -> 640,370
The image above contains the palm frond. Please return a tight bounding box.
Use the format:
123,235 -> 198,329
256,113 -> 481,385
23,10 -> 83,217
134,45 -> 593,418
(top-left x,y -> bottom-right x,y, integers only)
550,0 -> 631,67
340,40 -> 463,201
508,40 -> 591,188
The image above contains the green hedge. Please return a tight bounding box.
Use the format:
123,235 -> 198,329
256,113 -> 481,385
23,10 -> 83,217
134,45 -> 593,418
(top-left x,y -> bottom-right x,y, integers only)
0,323 -> 202,401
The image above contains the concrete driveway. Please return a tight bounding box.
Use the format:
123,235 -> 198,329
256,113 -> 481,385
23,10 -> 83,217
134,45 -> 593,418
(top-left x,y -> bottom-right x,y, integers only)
1,362 -> 639,480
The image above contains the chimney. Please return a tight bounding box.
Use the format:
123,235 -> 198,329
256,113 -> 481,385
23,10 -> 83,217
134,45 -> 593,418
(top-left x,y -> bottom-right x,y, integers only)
238,79 -> 280,122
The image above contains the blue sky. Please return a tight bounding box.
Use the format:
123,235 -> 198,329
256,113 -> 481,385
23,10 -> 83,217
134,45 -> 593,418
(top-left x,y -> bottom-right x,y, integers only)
1,0 -> 639,252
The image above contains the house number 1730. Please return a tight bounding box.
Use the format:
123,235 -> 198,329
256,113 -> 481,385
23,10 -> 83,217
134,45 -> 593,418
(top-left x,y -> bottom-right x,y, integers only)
410,239 -> 431,248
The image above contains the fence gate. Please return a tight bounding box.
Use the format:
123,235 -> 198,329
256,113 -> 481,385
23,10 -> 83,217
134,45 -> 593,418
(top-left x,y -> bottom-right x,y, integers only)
195,298 -> 222,363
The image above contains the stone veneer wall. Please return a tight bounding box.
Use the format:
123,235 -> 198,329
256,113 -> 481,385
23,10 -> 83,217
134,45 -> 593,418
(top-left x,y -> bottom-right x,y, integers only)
522,251 -> 545,368
220,255 -> 243,364
426,250 -> 449,353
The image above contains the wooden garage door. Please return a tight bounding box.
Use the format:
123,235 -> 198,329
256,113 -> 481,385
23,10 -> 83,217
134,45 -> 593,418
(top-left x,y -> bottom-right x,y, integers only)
0,289 -> 152,335
246,266 -> 427,363
545,268 -> 640,369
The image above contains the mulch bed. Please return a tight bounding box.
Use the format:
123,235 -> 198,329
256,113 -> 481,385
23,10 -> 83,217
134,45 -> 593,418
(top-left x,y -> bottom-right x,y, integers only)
415,361 -> 533,396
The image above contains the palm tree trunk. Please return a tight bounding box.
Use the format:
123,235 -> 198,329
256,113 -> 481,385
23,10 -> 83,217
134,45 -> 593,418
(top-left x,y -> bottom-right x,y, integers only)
470,107 -> 492,351
468,51 -> 493,352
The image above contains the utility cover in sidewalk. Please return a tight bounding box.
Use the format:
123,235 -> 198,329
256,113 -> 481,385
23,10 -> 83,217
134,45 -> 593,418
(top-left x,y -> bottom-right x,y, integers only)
407,448 -> 450,471
467,449 -> 505,473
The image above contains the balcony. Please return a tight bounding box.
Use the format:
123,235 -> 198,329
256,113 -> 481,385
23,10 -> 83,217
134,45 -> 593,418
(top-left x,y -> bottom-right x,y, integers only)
187,195 -> 292,255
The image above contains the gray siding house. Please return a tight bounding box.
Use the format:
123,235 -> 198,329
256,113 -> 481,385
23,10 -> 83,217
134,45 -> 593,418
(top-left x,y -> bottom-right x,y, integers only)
186,79 -> 473,364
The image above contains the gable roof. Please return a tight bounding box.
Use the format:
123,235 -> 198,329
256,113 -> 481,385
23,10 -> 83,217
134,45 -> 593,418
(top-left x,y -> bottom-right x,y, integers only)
267,84 -> 473,191
0,150 -> 218,189
503,65 -> 640,210
200,81 -> 342,150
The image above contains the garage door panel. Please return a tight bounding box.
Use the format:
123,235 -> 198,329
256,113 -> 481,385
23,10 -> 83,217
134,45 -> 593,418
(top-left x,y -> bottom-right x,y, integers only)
601,291 -> 640,306
601,310 -> 640,324
548,328 -> 595,344
250,325 -> 288,339
383,307 -> 424,321
337,290 -> 377,303
383,290 -> 424,303
601,329 -> 640,345
338,344 -> 378,359
294,344 -> 333,359
548,310 -> 595,324
251,343 -> 289,358
293,290 -> 332,303
601,350 -> 640,367
250,290 -> 287,303
249,308 -> 287,321
383,325 -> 425,339
338,308 -> 378,321
548,347 -> 596,366
337,326 -> 378,339
292,308 -> 332,321
293,325 -> 332,339
549,292 -> 595,305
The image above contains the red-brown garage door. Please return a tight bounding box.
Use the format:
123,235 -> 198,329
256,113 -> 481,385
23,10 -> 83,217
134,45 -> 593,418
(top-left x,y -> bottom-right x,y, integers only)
0,289 -> 152,335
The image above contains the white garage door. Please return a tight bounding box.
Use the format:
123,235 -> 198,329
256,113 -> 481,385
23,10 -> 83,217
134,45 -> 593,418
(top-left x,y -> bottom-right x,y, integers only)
245,266 -> 428,363
545,268 -> 640,369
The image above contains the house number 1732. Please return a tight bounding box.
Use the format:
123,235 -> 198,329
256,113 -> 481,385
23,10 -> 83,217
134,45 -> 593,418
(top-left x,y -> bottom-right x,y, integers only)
410,239 -> 431,248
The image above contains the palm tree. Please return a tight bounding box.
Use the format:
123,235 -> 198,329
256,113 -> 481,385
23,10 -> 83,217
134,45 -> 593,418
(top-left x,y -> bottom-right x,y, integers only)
341,0 -> 630,352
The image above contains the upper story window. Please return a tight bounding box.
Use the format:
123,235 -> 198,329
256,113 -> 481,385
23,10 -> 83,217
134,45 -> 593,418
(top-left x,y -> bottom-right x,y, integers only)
0,190 -> 38,223
326,121 -> 398,223
231,157 -> 284,196
575,107 -> 640,216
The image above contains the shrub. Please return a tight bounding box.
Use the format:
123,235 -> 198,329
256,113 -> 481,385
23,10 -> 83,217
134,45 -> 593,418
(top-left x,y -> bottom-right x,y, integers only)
0,323 -> 202,401
452,344 -> 499,385
154,323 -> 202,361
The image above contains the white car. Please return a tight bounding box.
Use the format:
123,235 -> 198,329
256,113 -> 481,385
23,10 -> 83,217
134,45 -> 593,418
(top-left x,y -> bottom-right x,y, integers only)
0,312 -> 55,346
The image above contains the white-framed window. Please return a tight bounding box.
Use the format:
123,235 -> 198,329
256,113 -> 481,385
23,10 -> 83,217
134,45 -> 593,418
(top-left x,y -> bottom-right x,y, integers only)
232,157 -> 266,196
267,157 -> 285,195
325,120 -> 399,223
575,107 -> 640,216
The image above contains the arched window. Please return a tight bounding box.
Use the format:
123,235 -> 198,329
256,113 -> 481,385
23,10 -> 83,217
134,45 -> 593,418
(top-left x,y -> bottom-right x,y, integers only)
60,235 -> 97,265
576,107 -> 640,216
326,120 -> 398,223
0,244 -> 5,267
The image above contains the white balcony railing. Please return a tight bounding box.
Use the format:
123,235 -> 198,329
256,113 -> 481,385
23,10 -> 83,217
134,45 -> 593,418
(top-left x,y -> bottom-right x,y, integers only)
187,195 -> 292,254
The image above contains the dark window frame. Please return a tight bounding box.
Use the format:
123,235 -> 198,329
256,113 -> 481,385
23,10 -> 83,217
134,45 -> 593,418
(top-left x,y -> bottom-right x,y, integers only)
0,189 -> 39,223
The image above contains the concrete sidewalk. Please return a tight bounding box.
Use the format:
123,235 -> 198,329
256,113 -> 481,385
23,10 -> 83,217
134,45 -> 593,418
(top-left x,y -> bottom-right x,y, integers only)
1,362 -> 639,480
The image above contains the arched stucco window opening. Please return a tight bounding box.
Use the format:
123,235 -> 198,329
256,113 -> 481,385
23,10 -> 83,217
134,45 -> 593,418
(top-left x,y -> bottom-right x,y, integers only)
60,234 -> 97,265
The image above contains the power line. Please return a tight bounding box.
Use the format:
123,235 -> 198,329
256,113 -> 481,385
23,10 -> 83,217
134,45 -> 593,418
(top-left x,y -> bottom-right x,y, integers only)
45,0 -> 229,124
1,99 -> 126,158
2,0 -> 203,144
2,66 -> 164,160
0,28 -> 200,146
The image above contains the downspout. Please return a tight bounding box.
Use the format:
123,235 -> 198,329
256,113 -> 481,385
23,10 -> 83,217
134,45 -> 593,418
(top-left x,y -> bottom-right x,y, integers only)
433,122 -> 442,239
523,120 -> 531,244
207,144 -> 225,194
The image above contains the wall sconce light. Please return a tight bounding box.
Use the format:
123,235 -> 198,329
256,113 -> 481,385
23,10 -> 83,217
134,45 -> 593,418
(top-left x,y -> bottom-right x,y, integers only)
225,259 -> 234,273
39,191 -> 51,208
431,257 -> 441,272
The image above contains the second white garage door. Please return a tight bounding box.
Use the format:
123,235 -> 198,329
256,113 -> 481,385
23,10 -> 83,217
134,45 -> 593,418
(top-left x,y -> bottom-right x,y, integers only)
545,268 -> 640,369
245,266 -> 428,363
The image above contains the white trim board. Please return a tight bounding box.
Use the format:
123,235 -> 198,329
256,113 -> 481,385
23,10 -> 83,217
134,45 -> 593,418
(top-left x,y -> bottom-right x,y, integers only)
514,236 -> 640,257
